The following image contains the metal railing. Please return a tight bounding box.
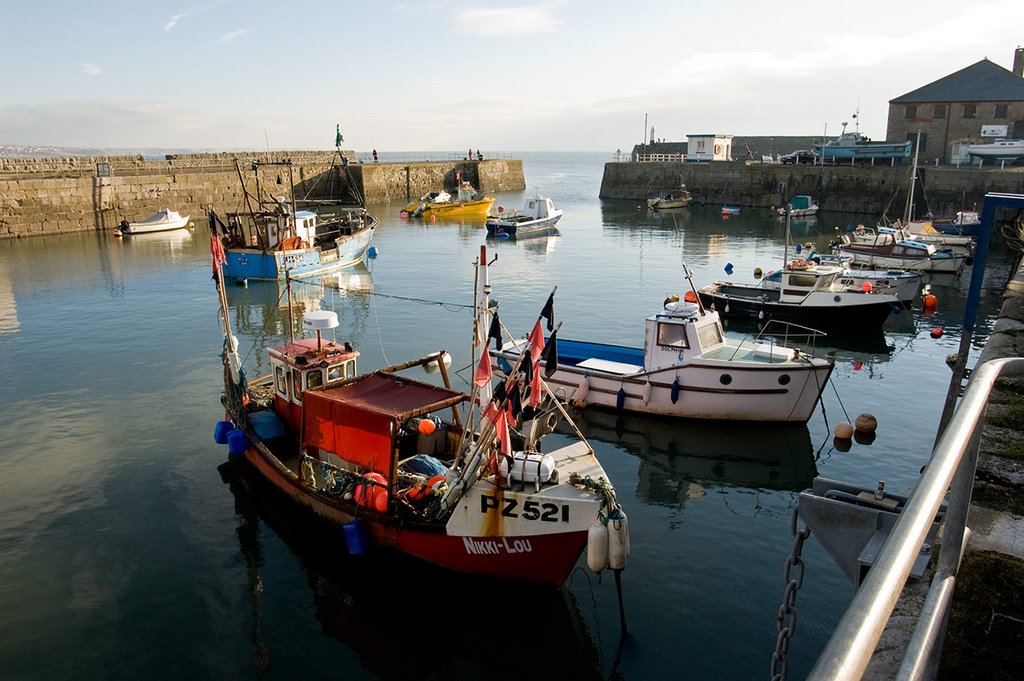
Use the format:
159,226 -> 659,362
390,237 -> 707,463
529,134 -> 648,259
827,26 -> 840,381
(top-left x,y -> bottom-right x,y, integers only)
805,356 -> 1024,681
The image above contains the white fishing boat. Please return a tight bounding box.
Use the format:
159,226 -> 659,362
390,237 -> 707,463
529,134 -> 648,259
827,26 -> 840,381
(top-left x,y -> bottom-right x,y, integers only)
763,256 -> 923,307
491,266 -> 834,424
777,195 -> 818,218
117,208 -> 190,235
486,194 -> 563,238
832,226 -> 967,273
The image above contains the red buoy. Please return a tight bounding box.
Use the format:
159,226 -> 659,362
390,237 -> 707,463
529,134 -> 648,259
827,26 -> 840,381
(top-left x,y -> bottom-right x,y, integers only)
930,327 -> 943,338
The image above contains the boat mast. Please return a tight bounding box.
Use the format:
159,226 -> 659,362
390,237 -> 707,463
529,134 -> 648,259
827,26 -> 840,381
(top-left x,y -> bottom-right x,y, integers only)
904,131 -> 921,224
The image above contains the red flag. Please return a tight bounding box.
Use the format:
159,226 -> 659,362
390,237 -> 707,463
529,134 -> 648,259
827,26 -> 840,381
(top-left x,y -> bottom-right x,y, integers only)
210,235 -> 227,278
528,320 -> 544,362
473,350 -> 492,387
484,401 -> 510,455
529,360 -> 543,408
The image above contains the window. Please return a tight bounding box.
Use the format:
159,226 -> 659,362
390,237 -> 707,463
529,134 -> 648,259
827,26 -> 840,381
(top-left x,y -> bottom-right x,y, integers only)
963,104 -> 976,118
292,369 -> 303,403
905,105 -> 917,119
275,366 -> 289,397
934,104 -> 946,119
656,322 -> 689,348
995,104 -> 1008,118
306,370 -> 323,391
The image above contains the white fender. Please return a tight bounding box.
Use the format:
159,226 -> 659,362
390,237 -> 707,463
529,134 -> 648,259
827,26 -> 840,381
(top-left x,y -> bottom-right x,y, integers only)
574,376 -> 590,404
587,520 -> 609,574
228,351 -> 241,385
608,509 -> 630,571
643,381 -> 652,405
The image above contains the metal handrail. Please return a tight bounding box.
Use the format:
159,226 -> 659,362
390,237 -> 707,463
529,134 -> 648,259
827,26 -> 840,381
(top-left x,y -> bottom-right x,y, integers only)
806,356 -> 1024,680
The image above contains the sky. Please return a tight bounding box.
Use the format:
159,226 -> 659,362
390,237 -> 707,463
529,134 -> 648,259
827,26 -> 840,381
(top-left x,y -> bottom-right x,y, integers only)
1,0 -> 1022,152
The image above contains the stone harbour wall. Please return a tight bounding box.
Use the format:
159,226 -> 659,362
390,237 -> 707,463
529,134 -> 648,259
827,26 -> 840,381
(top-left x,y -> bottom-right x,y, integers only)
600,160 -> 1024,217
0,152 -> 525,239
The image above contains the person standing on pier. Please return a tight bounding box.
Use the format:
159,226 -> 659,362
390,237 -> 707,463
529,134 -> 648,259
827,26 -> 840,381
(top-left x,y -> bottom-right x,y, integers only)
372,149 -> 378,163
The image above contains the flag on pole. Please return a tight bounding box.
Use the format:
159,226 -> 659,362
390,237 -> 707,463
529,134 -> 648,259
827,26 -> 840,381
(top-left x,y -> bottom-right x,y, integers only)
487,313 -> 503,350
529,357 -> 543,408
540,292 -> 555,331
335,124 -> 343,148
528,320 -> 544,362
473,350 -> 492,387
542,329 -> 558,378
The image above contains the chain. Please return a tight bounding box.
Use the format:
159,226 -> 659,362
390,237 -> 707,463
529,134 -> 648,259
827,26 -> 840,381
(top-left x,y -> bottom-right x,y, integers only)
770,506 -> 812,681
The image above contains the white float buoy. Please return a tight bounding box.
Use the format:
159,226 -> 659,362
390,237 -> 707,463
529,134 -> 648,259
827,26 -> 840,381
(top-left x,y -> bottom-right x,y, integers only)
643,381 -> 652,405
608,508 -> 630,570
574,376 -> 590,405
587,520 -> 609,573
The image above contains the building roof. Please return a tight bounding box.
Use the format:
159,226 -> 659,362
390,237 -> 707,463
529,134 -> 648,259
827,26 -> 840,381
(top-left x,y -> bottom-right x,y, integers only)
890,59 -> 1024,103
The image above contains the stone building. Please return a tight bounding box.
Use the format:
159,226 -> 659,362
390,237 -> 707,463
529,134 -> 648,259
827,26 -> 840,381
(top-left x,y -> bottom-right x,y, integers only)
886,47 -> 1024,164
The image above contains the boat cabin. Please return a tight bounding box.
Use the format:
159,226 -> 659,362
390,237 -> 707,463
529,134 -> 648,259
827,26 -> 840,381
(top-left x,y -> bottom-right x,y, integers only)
268,337 -> 359,432
774,264 -> 843,303
642,301 -> 727,371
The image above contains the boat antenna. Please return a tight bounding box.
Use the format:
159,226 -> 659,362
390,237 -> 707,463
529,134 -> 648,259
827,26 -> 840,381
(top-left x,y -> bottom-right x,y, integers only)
681,263 -> 706,314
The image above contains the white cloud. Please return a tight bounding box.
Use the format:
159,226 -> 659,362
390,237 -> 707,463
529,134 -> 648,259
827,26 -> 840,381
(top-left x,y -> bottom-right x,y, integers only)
217,28 -> 254,43
455,5 -> 562,36
79,63 -> 102,76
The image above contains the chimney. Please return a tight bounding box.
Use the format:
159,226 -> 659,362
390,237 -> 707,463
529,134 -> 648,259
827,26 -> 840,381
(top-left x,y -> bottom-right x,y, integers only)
1015,46 -> 1024,77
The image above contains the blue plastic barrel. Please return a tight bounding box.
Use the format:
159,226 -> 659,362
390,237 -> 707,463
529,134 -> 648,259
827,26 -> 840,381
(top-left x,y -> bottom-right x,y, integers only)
214,420 -> 235,445
227,429 -> 248,456
343,519 -> 369,555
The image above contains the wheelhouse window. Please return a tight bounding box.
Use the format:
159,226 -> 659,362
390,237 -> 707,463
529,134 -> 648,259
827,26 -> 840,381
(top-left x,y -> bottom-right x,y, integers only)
786,273 -> 818,288
696,322 -> 723,349
656,322 -> 689,349
275,366 -> 289,398
292,369 -> 303,403
934,104 -> 946,119
995,104 -> 1008,118
306,370 -> 323,391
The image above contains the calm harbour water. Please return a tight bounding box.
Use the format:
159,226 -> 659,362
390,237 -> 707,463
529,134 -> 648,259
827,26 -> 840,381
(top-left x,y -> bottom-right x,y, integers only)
0,152 -> 1016,680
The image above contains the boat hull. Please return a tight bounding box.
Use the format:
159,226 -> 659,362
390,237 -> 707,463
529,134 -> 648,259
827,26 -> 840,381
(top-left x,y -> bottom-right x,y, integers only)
223,227 -> 374,280
494,340 -> 832,423
124,213 -> 191,234
815,141 -> 913,160
697,284 -> 898,331
486,214 -> 562,238
234,434 -> 598,585
422,197 -> 495,218
835,246 -> 966,273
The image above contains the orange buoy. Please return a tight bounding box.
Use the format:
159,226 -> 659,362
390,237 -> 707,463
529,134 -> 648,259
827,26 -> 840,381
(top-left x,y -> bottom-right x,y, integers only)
683,290 -> 698,303
930,327 -> 943,338
418,418 -> 436,435
923,294 -> 938,308
834,422 -> 854,439
861,281 -> 873,292
373,489 -> 389,512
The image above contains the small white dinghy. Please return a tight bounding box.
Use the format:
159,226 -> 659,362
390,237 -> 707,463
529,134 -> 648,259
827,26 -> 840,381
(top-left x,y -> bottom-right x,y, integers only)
117,209 -> 191,235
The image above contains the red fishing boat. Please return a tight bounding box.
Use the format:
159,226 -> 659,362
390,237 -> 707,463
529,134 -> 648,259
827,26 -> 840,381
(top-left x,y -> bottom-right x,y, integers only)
212,241 -> 628,585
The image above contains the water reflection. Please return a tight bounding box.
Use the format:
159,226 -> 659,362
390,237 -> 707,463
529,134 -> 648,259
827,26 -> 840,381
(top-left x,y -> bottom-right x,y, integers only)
561,409 -> 818,507
223,463 -> 607,681
223,265 -> 374,375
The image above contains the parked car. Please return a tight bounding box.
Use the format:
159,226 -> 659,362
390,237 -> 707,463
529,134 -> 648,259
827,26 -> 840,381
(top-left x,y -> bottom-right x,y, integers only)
781,150 -> 817,164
